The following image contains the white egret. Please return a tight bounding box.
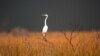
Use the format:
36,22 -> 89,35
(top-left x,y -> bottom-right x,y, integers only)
42,14 -> 48,41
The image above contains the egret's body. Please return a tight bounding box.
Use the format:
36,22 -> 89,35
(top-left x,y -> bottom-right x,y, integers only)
42,14 -> 48,41
42,25 -> 48,34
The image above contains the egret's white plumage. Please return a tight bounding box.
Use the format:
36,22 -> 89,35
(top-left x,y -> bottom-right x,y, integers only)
42,14 -> 48,37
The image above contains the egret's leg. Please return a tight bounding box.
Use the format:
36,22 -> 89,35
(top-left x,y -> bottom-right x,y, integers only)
42,32 -> 46,37
42,33 -> 47,42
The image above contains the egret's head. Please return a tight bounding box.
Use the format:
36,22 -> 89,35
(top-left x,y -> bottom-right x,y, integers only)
42,14 -> 48,17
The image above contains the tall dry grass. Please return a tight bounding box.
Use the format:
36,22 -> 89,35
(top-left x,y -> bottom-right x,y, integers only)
0,28 -> 100,56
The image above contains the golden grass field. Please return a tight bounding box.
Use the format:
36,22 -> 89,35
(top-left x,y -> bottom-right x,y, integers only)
0,30 -> 100,56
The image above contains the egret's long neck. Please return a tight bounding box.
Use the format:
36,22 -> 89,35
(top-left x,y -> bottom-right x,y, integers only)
44,16 -> 48,26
